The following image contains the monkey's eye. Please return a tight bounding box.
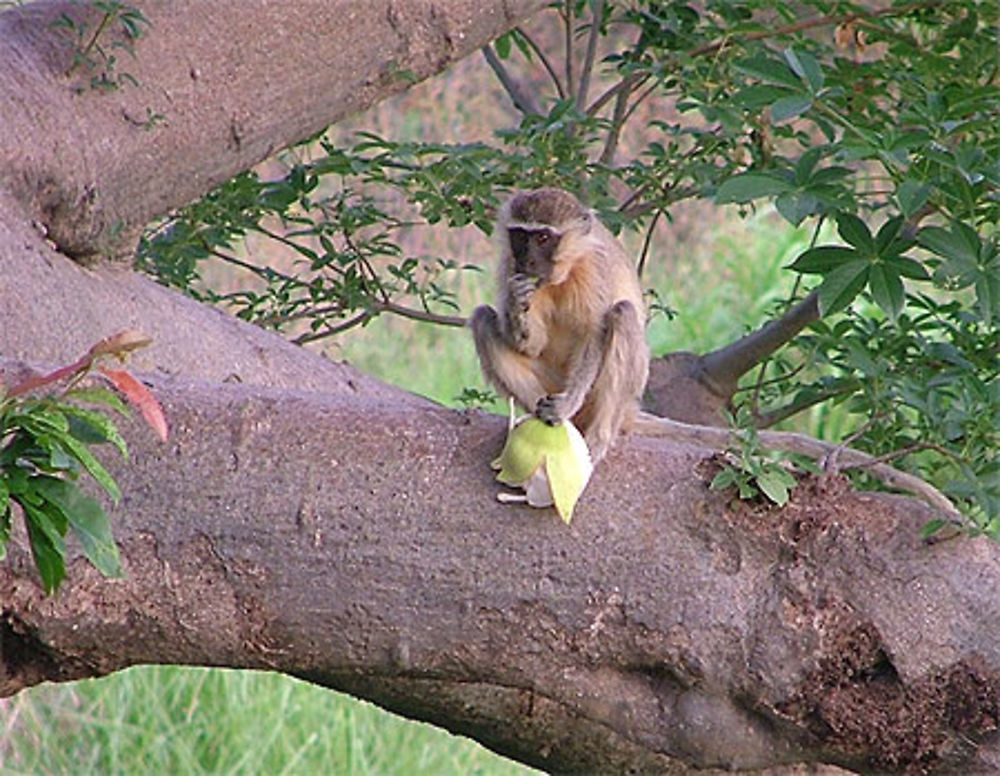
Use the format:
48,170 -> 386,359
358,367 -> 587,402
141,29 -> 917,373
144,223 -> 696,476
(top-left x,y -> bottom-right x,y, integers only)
535,231 -> 552,246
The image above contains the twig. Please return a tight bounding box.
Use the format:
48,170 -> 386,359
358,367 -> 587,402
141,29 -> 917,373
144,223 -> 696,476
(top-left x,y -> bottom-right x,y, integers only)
598,76 -> 632,165
293,311 -> 372,344
379,300 -> 466,328
206,247 -> 302,286
588,71 -> 649,117
688,0 -> 941,60
619,76 -> 665,127
575,0 -> 606,109
754,382 -> 859,429
562,0 -> 575,102
636,211 -> 661,279
513,26 -> 566,100
838,442 -> 941,471
67,6 -> 115,76
292,300 -> 466,345
482,45 -> 542,115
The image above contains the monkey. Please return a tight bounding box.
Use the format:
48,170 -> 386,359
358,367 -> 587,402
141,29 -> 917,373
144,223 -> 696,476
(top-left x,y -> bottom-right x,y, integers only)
467,189 -> 966,526
470,188 -> 650,463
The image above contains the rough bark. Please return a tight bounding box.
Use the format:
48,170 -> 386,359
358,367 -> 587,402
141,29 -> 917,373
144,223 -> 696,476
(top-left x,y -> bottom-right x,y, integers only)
2,375 -> 999,773
3,2 -> 1000,774
0,0 -> 548,387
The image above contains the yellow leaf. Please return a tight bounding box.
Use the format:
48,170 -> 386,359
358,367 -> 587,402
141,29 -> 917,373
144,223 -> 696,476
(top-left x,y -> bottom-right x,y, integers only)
494,416 -> 592,523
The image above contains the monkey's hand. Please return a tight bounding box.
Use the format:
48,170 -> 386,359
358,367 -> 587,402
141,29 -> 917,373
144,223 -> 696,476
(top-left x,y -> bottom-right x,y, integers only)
506,273 -> 539,348
535,393 -> 571,426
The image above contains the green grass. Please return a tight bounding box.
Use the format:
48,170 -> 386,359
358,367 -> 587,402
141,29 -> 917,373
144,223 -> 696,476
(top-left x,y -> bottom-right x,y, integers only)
0,667 -> 534,775
2,212 -> 826,776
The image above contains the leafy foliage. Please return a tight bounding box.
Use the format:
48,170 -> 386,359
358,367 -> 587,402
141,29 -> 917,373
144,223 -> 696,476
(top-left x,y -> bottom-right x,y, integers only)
709,407 -> 805,508
52,1 -> 150,93
138,1 -> 1000,535
1,332 -> 167,593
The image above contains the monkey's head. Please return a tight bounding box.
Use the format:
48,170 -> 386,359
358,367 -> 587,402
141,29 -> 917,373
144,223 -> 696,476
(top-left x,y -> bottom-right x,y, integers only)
502,188 -> 593,284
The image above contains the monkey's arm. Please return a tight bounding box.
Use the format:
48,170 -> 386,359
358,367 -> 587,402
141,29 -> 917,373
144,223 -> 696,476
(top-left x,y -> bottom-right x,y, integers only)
470,305 -> 550,412
502,273 -> 547,357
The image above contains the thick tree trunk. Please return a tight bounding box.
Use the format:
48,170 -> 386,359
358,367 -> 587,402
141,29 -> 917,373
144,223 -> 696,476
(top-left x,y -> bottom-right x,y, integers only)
0,0 -> 548,388
1,375 -> 999,773
2,2 -> 1000,774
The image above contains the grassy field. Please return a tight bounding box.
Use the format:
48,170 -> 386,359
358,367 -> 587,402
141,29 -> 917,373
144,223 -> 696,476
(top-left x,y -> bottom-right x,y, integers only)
1,211 -> 818,776
0,667 -> 533,775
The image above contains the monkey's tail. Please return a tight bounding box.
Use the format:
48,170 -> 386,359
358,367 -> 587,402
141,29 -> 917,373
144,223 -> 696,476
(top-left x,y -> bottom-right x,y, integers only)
633,411 -> 964,526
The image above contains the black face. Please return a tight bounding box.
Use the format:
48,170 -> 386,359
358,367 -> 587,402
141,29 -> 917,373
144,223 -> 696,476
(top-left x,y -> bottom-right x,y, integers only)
509,226 -> 560,282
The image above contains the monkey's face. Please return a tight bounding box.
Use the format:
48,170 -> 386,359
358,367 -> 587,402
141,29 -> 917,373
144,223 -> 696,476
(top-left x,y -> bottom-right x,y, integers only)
508,226 -> 560,283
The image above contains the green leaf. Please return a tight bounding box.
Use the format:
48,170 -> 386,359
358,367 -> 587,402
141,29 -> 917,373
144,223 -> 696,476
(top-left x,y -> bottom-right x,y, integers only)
0,484 -> 10,561
756,467 -> 795,506
918,223 -> 980,266
884,255 -> 929,281
62,405 -> 129,460
710,468 -> 737,492
835,212 -> 874,254
921,518 -> 947,540
794,147 -> 824,184
65,387 -> 130,415
874,216 -> 905,255
789,246 -> 858,273
23,507 -> 66,594
494,32 -> 512,59
869,263 -> 905,321
974,274 -> 1000,326
731,84 -> 792,110
897,180 -> 931,218
783,47 -> 823,92
770,94 -> 812,123
734,55 -> 801,90
59,434 -> 121,502
37,479 -> 123,579
775,190 -> 819,226
715,173 -> 793,204
817,261 -> 870,316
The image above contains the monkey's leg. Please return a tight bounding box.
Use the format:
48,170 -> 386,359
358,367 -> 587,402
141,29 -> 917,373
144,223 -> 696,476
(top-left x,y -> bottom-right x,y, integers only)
566,300 -> 649,462
470,305 -> 550,411
533,328 -> 604,426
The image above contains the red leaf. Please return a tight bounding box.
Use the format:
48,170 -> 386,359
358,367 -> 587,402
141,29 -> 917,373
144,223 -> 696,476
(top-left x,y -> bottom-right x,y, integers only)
99,367 -> 169,442
88,329 -> 153,361
8,357 -> 90,397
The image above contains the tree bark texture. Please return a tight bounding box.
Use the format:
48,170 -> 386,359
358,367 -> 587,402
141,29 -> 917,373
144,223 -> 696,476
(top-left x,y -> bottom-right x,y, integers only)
0,0 -> 547,387
3,2 -> 1000,774
1,377 -> 999,773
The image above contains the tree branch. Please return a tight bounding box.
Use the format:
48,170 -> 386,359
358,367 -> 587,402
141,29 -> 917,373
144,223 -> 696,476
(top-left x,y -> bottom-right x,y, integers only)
0,0 -> 552,263
574,0 -> 605,109
634,411 -> 964,524
699,291 -> 821,394
513,26 -> 566,100
2,371 -> 998,773
482,44 -> 543,115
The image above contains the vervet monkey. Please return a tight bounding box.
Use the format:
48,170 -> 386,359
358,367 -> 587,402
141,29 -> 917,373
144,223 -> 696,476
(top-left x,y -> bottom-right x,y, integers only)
469,189 -> 963,526
470,188 -> 650,462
